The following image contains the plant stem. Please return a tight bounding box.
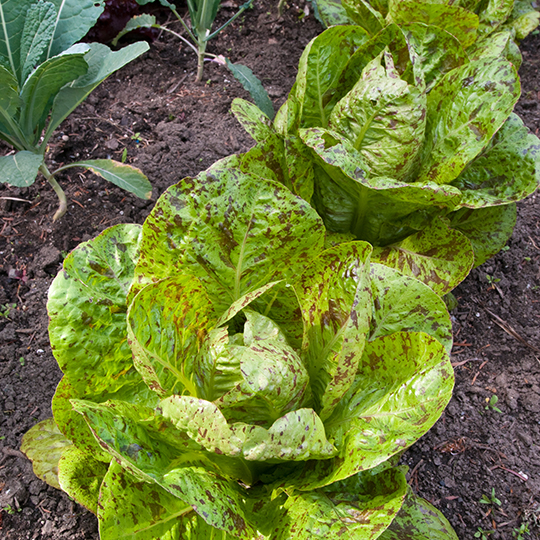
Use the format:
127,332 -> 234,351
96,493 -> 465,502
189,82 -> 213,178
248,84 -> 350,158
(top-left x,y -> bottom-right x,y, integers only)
40,164 -> 67,221
196,38 -> 207,82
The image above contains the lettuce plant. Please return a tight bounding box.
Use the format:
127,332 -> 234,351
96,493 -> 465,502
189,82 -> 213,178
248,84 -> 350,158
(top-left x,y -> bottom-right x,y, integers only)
231,24 -> 540,296
22,163 -> 458,538
312,0 -> 539,57
0,0 -> 152,220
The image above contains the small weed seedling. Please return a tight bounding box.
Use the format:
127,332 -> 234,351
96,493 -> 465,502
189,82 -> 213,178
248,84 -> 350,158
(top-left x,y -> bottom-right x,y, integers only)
513,522 -> 530,539
475,527 -> 494,539
479,488 -> 502,508
485,274 -> 501,290
485,395 -> 503,413
0,303 -> 16,320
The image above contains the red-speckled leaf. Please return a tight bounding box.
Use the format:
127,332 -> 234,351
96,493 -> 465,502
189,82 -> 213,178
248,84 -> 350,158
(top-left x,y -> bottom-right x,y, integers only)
379,488 -> 458,540
127,276 -> 216,397
130,168 -> 325,316
73,400 -> 257,538
452,114 -> 540,208
98,460 -> 192,540
293,242 -> 373,420
388,0 -> 479,48
448,204 -> 517,267
417,56 -> 520,186
58,446 -> 108,514
372,218 -> 474,296
301,127 -> 462,245
369,263 -> 453,354
48,224 -> 157,457
294,26 -> 371,128
271,467 -> 408,539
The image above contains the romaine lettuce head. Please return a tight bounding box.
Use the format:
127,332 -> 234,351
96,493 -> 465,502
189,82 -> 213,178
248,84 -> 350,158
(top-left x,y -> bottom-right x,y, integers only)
232,24 -> 539,295
23,166 -> 457,539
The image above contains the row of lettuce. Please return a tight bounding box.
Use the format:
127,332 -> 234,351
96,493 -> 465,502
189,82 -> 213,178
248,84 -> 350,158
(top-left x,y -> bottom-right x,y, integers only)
20,0 -> 540,539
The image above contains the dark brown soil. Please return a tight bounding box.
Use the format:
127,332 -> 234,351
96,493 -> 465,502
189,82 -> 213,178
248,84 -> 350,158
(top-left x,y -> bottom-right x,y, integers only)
0,2 -> 539,538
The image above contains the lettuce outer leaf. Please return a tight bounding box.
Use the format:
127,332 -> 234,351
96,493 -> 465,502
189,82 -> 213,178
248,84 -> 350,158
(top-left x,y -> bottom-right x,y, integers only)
372,218 -> 474,296
369,263 -> 453,354
379,488 -> 458,540
48,224 -> 157,456
129,167 -> 326,315
449,204 -> 517,267
57,446 -> 108,514
272,467 -> 408,539
453,113 -> 540,208
98,461 -> 193,540
20,417 -> 71,490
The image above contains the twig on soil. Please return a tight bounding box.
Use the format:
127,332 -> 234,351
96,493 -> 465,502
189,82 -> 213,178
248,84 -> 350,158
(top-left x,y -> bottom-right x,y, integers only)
471,360 -> 488,385
451,357 -> 483,368
528,235 -> 539,250
489,465 -> 529,482
486,308 -> 540,353
0,197 -> 31,203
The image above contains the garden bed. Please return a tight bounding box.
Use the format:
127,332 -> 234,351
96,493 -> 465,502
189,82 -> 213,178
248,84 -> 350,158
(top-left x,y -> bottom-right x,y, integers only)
0,1 -> 539,538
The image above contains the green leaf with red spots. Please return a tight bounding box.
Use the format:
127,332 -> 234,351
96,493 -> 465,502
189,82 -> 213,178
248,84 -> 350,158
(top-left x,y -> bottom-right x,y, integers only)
130,168 -> 326,316
372,218 -> 474,296
417,56 -> 520,186
293,242 -> 372,420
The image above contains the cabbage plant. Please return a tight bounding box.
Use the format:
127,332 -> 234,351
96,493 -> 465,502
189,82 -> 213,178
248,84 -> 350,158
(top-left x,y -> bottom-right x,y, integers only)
0,0 -> 152,220
22,163 -> 458,538
231,24 -> 540,296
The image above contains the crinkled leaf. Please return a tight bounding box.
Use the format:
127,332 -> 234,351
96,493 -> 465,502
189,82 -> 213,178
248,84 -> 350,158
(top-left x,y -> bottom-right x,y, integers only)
369,263 -> 453,354
19,0 -> 57,83
43,42 -> 149,144
127,276 -> 215,397
448,204 -> 516,267
388,0 -> 479,48
417,56 -> 520,185
272,467 -> 407,539
0,64 -> 21,119
57,446 -> 108,514
401,23 -> 467,91
506,0 -> 540,39
372,218 -> 474,296
0,150 -> 42,187
73,400 -> 257,539
98,461 -> 191,540
236,408 -> 336,461
19,43 -> 89,143
111,13 -> 157,46
295,26 -> 371,128
294,242 -> 372,420
216,311 -> 310,425
328,57 -> 426,181
379,488 -> 458,540
66,159 -> 152,200
47,0 -> 105,58
131,168 -> 325,315
452,114 -> 540,208
48,225 -> 154,454
225,59 -> 274,120
20,417 -> 71,490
